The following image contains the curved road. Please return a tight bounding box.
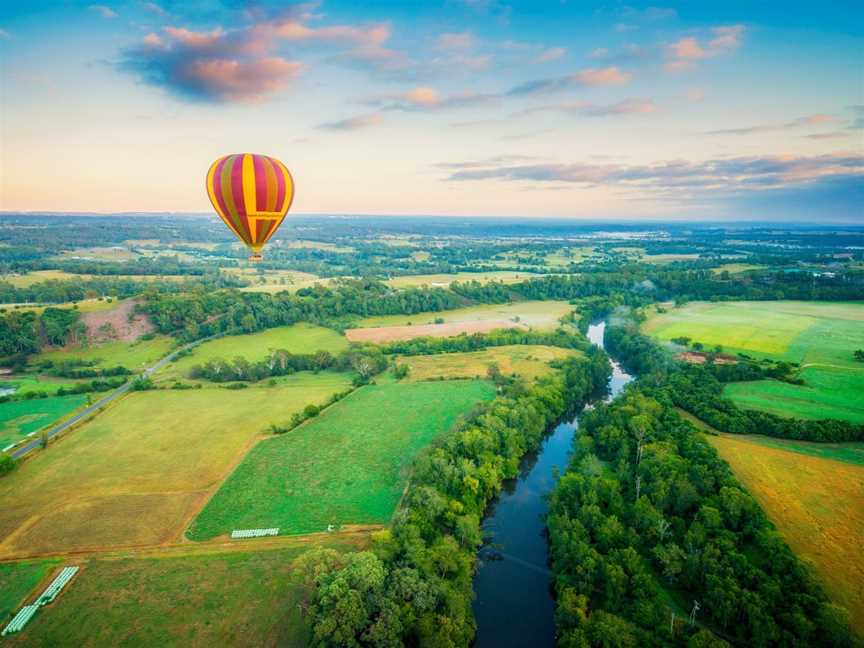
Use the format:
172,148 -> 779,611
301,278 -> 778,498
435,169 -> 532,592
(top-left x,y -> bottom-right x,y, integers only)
10,337 -> 213,460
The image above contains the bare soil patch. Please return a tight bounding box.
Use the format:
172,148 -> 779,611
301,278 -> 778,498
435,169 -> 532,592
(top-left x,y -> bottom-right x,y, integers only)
78,299 -> 154,344
676,351 -> 737,365
346,319 -> 526,343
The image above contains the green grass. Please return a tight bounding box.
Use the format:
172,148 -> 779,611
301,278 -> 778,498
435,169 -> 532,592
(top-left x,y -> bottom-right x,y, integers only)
721,433 -> 864,466
34,335 -> 176,371
0,559 -> 60,623
0,395 -> 87,449
0,544 -> 357,648
188,380 -> 496,539
156,323 -> 348,382
643,301 -> 864,423
0,375 -> 75,397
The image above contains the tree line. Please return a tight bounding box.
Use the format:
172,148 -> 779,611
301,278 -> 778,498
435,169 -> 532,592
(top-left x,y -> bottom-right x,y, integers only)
291,350 -> 612,647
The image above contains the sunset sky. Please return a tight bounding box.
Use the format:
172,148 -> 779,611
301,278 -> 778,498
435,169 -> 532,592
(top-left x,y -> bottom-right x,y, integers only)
1,1 -> 862,221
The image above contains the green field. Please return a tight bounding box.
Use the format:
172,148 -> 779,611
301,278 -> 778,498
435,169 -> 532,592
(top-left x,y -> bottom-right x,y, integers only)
356,300 -> 573,329
0,395 -> 87,450
0,375 -> 76,397
384,271 -> 538,289
34,335 -> 176,371
156,323 -> 348,382
0,373 -> 353,558
188,380 -> 496,539
0,559 -> 60,624
644,301 -> 864,422
0,543 -> 360,648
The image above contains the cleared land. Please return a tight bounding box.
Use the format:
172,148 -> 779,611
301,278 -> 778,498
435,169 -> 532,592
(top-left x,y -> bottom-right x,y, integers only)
348,301 -> 573,343
398,345 -> 579,382
711,263 -> 763,274
0,540 -> 359,648
155,323 -> 348,382
708,434 -> 864,632
0,395 -> 86,450
384,271 -> 538,289
34,335 -> 175,371
643,301 -> 864,422
189,380 -> 495,539
0,373 -> 353,558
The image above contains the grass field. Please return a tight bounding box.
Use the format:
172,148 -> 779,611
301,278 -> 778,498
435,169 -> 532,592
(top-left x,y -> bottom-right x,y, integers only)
0,395 -> 87,450
711,263 -> 763,274
188,380 -> 495,539
707,434 -> 864,632
34,335 -> 176,371
4,270 -> 92,287
643,301 -> 864,422
0,375 -> 76,397
155,323 -> 348,382
0,373 -> 353,558
398,345 -> 579,382
356,300 -> 573,329
384,271 -> 538,289
0,541 -> 361,648
0,559 -> 61,625
222,268 -> 329,293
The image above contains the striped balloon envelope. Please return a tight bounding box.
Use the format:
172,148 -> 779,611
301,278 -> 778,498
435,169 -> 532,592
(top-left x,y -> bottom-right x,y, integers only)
206,153 -> 295,261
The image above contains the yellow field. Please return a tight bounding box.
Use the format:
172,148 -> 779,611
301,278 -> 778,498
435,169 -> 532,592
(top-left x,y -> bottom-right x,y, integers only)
0,373 -> 353,558
356,300 -> 573,329
58,246 -> 139,261
4,270 -> 93,287
707,434 -> 864,632
398,345 -> 579,382
222,268 -> 330,293
384,271 -> 537,289
711,263 -> 763,274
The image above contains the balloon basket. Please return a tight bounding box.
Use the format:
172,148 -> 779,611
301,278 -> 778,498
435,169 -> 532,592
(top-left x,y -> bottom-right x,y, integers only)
249,253 -> 263,263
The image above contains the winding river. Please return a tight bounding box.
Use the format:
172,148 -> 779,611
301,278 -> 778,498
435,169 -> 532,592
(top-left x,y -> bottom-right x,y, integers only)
472,322 -> 633,647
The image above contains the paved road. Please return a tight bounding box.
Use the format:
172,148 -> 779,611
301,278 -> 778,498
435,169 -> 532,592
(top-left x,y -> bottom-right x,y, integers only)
10,337 -> 212,460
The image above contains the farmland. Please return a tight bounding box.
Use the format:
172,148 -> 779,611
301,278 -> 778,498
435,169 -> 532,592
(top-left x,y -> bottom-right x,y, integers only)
34,335 -> 176,371
384,271 -> 539,289
0,373 -> 353,558
0,395 -> 86,450
707,433 -> 864,633
1,540 -> 362,648
188,380 -> 496,539
398,345 -> 579,382
0,559 -> 61,624
643,301 -> 864,422
155,323 -> 348,382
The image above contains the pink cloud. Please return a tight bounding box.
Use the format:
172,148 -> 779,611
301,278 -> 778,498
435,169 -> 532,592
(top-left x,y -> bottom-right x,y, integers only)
666,25 -> 745,72
536,47 -> 566,63
437,31 -> 474,50
572,67 -> 632,85
177,57 -> 303,103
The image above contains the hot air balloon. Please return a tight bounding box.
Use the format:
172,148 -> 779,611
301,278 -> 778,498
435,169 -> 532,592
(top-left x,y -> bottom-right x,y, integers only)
206,153 -> 295,262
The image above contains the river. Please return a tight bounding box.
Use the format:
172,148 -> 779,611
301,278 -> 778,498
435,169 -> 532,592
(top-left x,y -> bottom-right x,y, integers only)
472,321 -> 634,647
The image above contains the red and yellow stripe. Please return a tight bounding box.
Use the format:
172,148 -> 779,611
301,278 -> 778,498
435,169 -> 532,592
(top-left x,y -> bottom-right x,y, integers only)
206,153 -> 295,254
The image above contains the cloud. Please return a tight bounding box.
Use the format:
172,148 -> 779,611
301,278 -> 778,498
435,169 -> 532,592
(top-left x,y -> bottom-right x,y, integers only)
535,47 -> 566,63
121,25 -> 303,102
665,24 -> 745,71
0,28 -> 10,39
437,31 -> 474,50
441,153 -> 864,208
121,9 -> 407,103
88,5 -> 117,19
517,97 -> 656,118
507,66 -> 631,96
366,86 -> 495,111
686,88 -> 704,102
142,2 -> 166,16
318,112 -> 384,131
704,113 -> 836,136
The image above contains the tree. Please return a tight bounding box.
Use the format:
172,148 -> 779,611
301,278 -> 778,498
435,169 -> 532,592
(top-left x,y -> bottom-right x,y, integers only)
854,349 -> 864,362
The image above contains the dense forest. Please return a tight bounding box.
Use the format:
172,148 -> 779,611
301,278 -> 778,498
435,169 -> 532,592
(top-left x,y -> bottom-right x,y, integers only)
548,387 -> 856,647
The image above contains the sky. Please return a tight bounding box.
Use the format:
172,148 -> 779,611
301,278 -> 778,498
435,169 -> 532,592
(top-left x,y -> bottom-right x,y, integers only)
0,1 -> 862,221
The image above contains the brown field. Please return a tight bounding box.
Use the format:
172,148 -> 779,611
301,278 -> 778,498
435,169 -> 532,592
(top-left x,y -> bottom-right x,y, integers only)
346,319 -> 524,342
676,351 -> 738,364
398,345 -> 579,381
78,298 -> 153,344
0,375 -> 352,559
707,434 -> 864,632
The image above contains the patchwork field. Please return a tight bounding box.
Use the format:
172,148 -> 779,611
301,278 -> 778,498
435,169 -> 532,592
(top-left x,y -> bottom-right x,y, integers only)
155,323 -> 348,382
384,271 -> 538,289
0,373 -> 353,558
347,300 -> 573,343
643,301 -> 864,422
34,335 -> 176,371
0,541 -> 361,648
0,395 -> 86,450
398,345 -> 579,382
707,434 -> 864,632
188,380 -> 495,539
